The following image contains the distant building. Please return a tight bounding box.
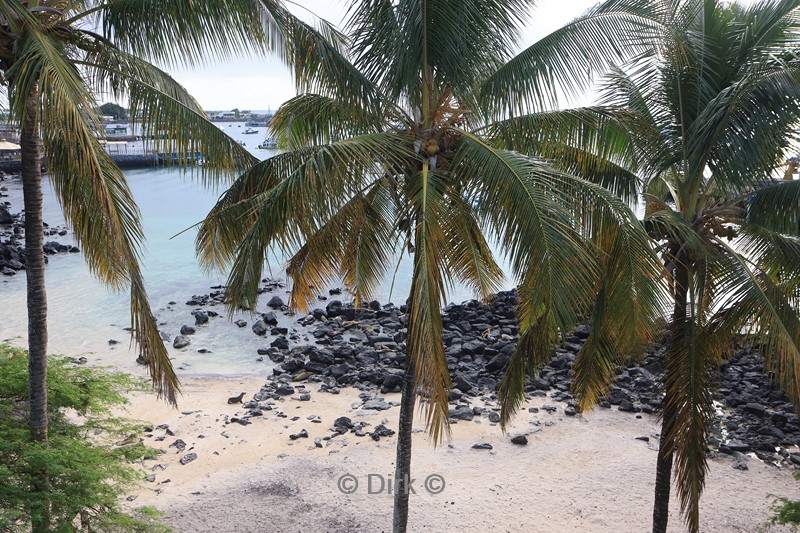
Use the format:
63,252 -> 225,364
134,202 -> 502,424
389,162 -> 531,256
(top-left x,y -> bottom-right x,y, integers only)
0,125 -> 19,142
103,124 -> 129,135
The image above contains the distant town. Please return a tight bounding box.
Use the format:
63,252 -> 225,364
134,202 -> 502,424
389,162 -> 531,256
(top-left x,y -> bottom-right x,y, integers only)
93,102 -> 276,124
1,103 -> 276,143
0,103 -> 278,170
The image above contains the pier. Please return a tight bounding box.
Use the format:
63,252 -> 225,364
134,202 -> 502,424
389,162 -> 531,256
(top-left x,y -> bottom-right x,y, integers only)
0,152 -> 203,173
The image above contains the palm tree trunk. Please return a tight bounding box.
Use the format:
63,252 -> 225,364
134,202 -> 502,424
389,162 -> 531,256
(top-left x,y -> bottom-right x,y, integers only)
21,85 -> 50,533
652,255 -> 689,533
21,86 -> 47,442
21,85 -> 48,442
652,414 -> 675,533
392,357 -> 416,533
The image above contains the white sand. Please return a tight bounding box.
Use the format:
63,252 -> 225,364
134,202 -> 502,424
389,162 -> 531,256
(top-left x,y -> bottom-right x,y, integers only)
119,376 -> 799,533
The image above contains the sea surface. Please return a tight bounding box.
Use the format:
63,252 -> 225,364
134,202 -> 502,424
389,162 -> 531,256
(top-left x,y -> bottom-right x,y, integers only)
0,123 -> 512,375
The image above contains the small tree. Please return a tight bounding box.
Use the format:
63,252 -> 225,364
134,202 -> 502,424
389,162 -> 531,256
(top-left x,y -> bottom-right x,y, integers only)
0,344 -> 170,532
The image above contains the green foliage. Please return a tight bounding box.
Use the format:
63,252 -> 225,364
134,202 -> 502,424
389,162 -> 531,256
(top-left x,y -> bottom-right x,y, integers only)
98,103 -> 129,120
766,472 -> 800,531
199,0 -> 663,445
531,2 -> 800,531
115,442 -> 162,462
0,344 -> 169,532
1,0 -> 351,404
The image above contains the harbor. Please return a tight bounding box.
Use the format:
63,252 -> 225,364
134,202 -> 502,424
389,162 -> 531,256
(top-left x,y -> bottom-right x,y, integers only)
0,119 -> 278,173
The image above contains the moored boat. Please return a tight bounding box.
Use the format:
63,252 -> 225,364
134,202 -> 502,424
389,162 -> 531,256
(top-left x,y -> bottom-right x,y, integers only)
258,138 -> 278,149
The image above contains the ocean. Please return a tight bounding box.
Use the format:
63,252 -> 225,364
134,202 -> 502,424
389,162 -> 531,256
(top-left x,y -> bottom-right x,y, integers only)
0,123 -> 512,375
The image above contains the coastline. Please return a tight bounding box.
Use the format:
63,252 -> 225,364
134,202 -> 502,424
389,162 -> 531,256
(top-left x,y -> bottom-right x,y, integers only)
3,170 -> 799,531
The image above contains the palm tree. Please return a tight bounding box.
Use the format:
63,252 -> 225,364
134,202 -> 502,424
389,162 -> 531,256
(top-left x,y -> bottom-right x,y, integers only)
498,1 -> 800,531
197,1 -> 663,530
1,1 -> 339,528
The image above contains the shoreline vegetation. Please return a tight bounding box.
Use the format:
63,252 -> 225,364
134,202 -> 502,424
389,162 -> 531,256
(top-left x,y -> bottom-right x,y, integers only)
0,344 -> 171,532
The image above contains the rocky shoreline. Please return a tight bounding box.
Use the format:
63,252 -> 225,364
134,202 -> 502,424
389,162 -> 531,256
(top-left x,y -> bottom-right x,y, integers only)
0,173 -> 79,276
2,169 -> 797,470
169,282 -> 800,470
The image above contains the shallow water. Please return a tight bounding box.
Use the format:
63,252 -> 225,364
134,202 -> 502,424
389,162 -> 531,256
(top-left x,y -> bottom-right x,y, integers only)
0,130 -> 511,375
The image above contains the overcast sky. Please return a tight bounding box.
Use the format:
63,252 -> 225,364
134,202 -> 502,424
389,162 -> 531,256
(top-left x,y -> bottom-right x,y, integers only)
166,0 -> 604,111
162,0 -> 761,112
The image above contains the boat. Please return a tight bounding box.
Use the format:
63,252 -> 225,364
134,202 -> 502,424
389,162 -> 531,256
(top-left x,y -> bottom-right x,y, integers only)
243,127 -> 259,134
258,138 -> 279,149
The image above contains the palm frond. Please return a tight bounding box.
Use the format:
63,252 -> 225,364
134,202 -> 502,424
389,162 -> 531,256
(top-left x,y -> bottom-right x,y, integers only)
271,93 -> 386,150
644,208 -> 706,252
126,76 -> 257,180
202,133 -> 416,313
97,0 -> 282,68
713,238 -> 800,405
690,64 -> 800,194
736,0 -> 800,66
572,224 -> 668,410
345,0 -> 405,99
0,0 -> 38,35
196,151 -> 290,273
480,0 -> 662,116
483,106 -> 642,202
663,317 -> 726,533
280,9 -> 383,108
449,133 -> 601,423
406,163 -> 451,444
43,98 -> 179,403
437,194 -> 504,301
596,65 -> 679,184
348,0 -> 533,108
286,182 -> 396,312
738,223 -> 800,283
128,267 -> 181,405
746,179 -> 800,235
571,310 -> 625,412
499,309 -> 557,426
340,184 -> 398,307
76,40 -> 257,181
453,130 -> 596,290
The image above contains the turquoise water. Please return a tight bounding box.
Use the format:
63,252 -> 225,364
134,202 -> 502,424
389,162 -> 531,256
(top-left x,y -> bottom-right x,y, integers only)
0,128 -> 510,375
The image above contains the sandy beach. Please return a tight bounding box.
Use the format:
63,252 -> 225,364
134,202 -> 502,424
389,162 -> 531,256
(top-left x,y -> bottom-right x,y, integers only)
119,375 -> 799,533
3,168 -> 798,531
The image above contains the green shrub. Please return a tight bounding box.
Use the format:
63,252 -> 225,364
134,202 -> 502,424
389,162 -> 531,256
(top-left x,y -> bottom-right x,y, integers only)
766,471 -> 800,532
0,344 -> 170,532
761,471 -> 800,532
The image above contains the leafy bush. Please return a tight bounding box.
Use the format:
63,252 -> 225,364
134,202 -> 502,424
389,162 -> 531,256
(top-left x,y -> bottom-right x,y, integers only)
767,472 -> 800,532
0,344 -> 170,532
